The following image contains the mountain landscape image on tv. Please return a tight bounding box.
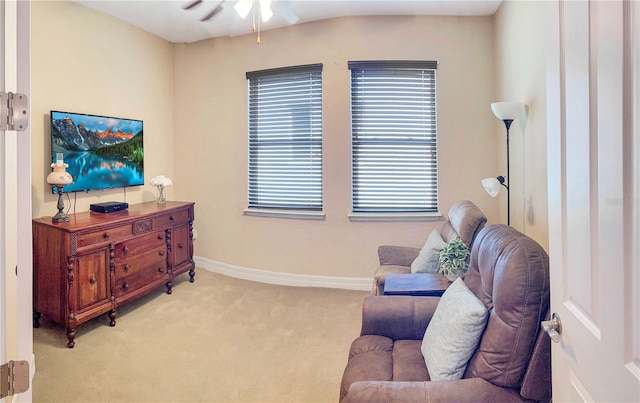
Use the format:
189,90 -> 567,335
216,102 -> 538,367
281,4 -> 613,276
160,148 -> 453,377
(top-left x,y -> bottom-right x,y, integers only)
50,111 -> 144,193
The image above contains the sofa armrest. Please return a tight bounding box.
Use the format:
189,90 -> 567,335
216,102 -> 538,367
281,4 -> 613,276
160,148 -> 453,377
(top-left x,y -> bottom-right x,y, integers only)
342,378 -> 524,403
378,245 -> 420,266
360,296 -> 439,341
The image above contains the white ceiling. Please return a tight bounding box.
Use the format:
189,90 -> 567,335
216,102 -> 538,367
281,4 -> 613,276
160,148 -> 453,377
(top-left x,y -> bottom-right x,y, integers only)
71,0 -> 502,43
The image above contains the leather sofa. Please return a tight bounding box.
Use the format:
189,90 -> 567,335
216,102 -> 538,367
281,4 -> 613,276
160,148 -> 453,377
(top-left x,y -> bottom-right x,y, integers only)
372,200 -> 487,295
341,225 -> 551,402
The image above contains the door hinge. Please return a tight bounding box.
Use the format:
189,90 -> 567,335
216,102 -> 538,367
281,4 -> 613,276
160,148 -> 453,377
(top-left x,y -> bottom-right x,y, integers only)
0,360 -> 29,398
0,92 -> 29,131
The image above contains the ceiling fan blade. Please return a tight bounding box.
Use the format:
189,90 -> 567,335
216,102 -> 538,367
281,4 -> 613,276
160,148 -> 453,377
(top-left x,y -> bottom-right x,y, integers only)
200,3 -> 224,22
234,0 -> 253,19
274,1 -> 298,24
183,0 -> 202,10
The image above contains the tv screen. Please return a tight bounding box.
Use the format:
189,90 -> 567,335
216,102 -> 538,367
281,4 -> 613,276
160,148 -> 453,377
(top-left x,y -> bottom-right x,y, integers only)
50,110 -> 144,193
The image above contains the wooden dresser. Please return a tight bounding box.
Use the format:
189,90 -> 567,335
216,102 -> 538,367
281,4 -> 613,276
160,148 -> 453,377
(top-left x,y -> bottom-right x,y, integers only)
32,201 -> 195,348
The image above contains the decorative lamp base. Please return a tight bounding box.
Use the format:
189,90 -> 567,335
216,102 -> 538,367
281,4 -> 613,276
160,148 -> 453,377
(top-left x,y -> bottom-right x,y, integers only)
52,187 -> 70,223
52,211 -> 70,223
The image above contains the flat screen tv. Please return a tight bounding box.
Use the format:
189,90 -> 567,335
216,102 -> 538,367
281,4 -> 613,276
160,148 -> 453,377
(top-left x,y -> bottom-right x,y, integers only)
50,110 -> 144,193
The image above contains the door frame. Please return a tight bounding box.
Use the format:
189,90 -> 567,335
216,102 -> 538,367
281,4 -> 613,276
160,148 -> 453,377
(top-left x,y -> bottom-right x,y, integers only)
1,0 -> 33,402
0,0 -> 6,394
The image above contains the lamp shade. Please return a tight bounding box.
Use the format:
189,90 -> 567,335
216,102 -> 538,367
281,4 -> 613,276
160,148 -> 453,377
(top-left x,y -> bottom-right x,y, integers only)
46,165 -> 73,186
491,102 -> 524,120
47,153 -> 73,186
482,177 -> 502,198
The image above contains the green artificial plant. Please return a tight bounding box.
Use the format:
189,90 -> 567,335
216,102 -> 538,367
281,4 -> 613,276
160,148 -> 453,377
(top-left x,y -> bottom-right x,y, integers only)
438,237 -> 470,279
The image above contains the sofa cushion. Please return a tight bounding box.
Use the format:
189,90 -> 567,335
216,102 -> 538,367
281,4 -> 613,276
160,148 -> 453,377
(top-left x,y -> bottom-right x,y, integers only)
463,224 -> 550,389
440,200 -> 487,248
392,340 -> 430,381
421,277 -> 488,381
341,336 -> 429,401
411,229 -> 446,273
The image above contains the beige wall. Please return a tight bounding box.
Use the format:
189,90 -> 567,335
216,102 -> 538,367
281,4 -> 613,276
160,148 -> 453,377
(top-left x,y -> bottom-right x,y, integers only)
174,15 -> 499,278
494,1 -> 549,250
31,1 -> 175,218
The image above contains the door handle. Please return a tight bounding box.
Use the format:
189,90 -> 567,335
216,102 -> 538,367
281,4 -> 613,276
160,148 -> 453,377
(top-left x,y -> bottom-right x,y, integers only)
542,312 -> 562,343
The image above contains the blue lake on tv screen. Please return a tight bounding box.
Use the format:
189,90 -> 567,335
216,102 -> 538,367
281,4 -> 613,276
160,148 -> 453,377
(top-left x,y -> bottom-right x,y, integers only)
62,152 -> 143,192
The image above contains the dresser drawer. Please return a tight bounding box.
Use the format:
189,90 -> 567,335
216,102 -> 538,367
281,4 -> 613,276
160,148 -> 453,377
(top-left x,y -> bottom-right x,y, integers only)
114,231 -> 166,258
77,224 -> 132,248
115,265 -> 168,297
114,245 -> 167,278
154,208 -> 190,228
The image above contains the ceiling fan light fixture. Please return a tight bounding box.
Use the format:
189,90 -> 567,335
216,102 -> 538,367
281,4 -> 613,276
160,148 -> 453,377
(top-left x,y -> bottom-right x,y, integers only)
259,0 -> 273,22
234,0 -> 253,19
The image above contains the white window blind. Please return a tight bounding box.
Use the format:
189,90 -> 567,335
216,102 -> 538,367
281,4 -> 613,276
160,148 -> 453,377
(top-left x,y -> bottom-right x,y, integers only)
349,60 -> 438,213
246,64 -> 323,211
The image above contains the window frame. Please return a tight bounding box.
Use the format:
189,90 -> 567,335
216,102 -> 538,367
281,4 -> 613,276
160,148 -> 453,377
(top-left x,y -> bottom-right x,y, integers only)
348,60 -> 439,220
244,63 -> 324,219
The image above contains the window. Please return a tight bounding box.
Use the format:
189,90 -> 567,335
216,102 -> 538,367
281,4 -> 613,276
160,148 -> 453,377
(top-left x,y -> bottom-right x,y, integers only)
245,64 -> 323,213
349,60 -> 438,214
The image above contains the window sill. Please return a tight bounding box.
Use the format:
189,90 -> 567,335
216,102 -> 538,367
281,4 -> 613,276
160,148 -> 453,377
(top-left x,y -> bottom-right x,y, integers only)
243,208 -> 326,220
348,212 -> 443,222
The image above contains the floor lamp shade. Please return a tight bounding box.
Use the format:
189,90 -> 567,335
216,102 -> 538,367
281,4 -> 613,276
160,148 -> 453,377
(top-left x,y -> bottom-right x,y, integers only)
491,102 -> 524,120
482,177 -> 502,198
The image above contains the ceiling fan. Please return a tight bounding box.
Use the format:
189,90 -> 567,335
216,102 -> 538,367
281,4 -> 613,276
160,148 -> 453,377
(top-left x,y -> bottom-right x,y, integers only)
182,0 -> 296,43
182,0 -> 226,22
182,0 -> 274,23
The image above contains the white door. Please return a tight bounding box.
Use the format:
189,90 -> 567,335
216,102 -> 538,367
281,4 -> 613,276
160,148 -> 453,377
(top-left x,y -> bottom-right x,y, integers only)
547,0 -> 640,401
1,0 -> 32,402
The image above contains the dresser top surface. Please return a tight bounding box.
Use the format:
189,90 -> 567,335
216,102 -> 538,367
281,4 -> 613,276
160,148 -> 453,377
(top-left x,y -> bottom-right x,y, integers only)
33,201 -> 194,231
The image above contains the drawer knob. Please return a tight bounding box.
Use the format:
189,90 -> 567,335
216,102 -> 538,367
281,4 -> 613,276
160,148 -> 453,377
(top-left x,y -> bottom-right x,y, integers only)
89,276 -> 97,284
103,232 -> 111,239
122,283 -> 129,291
124,264 -> 131,272
123,246 -> 130,254
178,243 -> 184,249
157,234 -> 164,240
169,215 -> 175,221
158,267 -> 164,273
159,250 -> 165,256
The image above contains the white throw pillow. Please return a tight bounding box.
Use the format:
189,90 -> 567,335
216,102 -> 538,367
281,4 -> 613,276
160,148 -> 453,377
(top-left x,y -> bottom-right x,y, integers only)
411,229 -> 446,273
421,277 -> 488,381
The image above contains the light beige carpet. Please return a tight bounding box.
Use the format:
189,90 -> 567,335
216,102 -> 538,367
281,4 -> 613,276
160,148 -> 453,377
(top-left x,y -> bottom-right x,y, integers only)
33,269 -> 369,403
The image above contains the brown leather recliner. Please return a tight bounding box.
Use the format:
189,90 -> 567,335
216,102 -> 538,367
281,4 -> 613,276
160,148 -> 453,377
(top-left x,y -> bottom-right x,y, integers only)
341,224 -> 551,402
372,200 -> 487,295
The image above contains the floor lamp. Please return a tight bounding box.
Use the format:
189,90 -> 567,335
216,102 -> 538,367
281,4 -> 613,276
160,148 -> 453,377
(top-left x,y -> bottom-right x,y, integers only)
482,101 -> 524,226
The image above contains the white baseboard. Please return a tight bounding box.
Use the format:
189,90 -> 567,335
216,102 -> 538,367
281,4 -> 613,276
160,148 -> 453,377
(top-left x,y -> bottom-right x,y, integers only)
193,256 -> 372,291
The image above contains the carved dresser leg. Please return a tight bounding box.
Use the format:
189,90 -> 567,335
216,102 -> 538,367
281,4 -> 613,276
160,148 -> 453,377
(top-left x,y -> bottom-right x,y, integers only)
108,309 -> 117,327
66,328 -> 76,348
166,280 -> 173,294
33,310 -> 41,328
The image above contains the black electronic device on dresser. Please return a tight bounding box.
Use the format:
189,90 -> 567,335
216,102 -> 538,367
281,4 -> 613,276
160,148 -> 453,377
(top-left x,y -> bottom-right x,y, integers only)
90,201 -> 129,213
